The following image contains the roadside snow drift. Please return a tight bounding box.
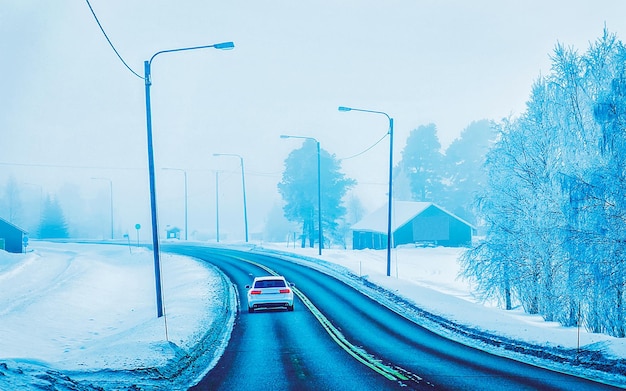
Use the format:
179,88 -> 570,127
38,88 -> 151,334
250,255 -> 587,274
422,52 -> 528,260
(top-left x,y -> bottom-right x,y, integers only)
0,242 -> 233,390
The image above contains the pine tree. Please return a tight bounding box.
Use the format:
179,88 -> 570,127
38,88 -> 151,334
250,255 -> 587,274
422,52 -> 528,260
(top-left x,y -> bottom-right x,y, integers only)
38,195 -> 69,239
278,139 -> 356,248
399,124 -> 445,202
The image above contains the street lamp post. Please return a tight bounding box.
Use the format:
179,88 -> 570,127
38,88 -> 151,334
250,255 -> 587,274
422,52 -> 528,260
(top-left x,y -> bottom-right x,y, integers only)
280,135 -> 322,255
163,168 -> 188,240
144,41 -> 234,318
215,171 -> 220,243
338,106 -> 394,277
213,153 -> 249,242
91,177 -> 113,240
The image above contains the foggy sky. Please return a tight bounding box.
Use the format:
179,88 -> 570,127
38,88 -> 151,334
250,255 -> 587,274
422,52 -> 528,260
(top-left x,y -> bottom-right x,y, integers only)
2,1 -> 626,240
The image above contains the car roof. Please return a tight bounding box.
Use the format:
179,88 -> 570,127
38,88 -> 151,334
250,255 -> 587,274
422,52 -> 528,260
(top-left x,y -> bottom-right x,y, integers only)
253,275 -> 286,281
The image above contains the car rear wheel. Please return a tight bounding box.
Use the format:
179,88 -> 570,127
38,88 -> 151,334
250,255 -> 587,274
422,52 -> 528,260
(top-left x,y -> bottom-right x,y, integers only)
287,304 -> 294,311
248,307 -> 254,313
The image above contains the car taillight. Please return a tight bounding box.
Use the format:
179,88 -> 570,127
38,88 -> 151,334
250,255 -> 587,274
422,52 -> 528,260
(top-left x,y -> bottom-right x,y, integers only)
279,288 -> 291,294
250,290 -> 262,295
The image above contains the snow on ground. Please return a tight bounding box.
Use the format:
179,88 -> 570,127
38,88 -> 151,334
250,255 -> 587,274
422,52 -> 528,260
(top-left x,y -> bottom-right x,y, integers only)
270,244 -> 626,357
1,241 -> 626,389
256,243 -> 626,387
0,241 -> 234,390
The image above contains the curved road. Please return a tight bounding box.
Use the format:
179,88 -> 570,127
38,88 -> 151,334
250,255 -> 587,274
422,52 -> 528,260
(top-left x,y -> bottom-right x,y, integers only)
167,244 -> 620,391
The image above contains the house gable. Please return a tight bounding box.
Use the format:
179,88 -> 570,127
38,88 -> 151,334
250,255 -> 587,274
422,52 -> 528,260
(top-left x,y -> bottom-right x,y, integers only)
351,201 -> 473,249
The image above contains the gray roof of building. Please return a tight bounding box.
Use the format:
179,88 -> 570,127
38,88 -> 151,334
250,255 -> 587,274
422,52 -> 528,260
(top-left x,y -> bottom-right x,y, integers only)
351,201 -> 474,234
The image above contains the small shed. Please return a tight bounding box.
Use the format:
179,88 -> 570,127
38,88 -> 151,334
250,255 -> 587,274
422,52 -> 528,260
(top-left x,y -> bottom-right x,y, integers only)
351,201 -> 474,249
166,226 -> 181,239
0,217 -> 28,253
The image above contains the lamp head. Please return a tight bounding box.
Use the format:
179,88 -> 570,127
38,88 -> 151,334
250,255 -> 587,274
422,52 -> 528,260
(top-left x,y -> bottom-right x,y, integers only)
279,135 -> 290,139
214,42 -> 235,50
338,106 -> 352,112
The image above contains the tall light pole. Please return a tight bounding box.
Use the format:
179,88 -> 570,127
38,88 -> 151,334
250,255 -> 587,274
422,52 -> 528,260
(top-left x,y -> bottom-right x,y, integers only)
91,177 -> 114,240
338,106 -> 394,276
215,170 -> 220,243
280,135 -> 322,255
213,153 -> 249,242
162,168 -> 188,240
144,41 -> 234,318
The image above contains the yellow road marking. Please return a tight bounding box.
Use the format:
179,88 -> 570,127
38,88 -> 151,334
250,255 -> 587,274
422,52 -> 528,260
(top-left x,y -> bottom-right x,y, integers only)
237,256 -> 422,385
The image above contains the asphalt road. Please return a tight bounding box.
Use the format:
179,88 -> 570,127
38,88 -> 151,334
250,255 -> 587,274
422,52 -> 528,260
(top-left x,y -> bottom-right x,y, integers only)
168,244 -> 621,391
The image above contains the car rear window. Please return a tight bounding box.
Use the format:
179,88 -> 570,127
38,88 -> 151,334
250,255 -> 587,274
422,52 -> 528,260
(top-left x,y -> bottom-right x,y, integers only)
254,279 -> 287,288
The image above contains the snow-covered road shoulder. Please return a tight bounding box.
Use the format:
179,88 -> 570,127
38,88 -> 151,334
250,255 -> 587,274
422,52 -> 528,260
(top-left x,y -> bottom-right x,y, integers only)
0,242 -> 235,390
251,244 -> 626,388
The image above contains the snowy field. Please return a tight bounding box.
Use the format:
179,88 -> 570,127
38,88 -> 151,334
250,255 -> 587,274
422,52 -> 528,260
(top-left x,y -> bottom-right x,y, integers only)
1,241 -> 626,389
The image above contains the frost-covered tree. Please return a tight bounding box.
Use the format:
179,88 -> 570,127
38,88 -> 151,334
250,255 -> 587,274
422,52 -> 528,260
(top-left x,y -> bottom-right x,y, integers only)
278,139 -> 356,248
400,124 -> 445,202
263,201 -> 300,243
462,110 -> 566,314
0,176 -> 23,224
443,119 -> 496,224
462,29 -> 626,337
332,193 -> 366,249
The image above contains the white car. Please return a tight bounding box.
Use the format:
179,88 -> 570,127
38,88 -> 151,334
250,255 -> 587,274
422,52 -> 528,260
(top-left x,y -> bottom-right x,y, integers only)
246,275 -> 295,313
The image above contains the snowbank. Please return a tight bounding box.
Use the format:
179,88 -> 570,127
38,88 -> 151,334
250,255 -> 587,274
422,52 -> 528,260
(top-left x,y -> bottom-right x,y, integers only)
0,242 -> 235,390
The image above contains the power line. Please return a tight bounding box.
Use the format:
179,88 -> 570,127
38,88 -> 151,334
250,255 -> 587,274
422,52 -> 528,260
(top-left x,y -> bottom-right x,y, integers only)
247,170 -> 282,177
84,0 -> 143,80
0,161 -> 144,171
338,132 -> 388,161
